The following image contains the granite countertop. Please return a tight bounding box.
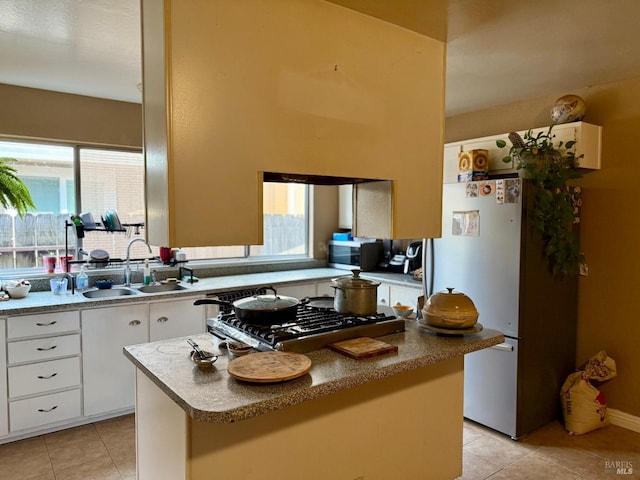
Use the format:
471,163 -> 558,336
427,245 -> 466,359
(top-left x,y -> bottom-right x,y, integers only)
0,268 -> 347,315
123,322 -> 504,424
0,268 -> 424,316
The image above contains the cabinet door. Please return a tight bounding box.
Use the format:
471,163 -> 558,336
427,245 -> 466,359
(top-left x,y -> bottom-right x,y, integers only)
82,304 -> 149,416
316,281 -> 334,297
377,284 -> 390,307
149,297 -> 205,342
389,285 -> 422,310
338,185 -> 353,229
0,319 -> 7,436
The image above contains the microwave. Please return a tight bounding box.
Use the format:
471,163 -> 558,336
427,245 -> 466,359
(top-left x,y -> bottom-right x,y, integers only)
328,239 -> 383,272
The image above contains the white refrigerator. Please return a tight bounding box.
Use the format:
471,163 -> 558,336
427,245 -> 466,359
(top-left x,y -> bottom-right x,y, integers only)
428,179 -> 578,439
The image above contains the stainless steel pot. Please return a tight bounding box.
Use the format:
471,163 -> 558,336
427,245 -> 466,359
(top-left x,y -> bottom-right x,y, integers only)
331,269 -> 380,316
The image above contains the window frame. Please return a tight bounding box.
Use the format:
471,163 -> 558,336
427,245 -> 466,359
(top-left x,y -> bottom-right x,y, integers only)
0,137 -> 312,274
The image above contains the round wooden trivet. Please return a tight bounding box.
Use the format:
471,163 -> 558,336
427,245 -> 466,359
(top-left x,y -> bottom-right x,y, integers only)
227,351 -> 312,383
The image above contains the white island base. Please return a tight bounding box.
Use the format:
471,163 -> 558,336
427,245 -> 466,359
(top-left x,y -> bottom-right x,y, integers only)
134,357 -> 464,480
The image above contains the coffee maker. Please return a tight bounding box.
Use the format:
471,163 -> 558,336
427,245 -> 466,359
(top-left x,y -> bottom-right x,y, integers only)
404,241 -> 423,274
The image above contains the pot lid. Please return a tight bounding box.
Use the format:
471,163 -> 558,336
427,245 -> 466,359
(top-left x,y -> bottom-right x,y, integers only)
332,269 -> 381,289
425,287 -> 478,319
234,294 -> 299,311
90,249 -> 109,260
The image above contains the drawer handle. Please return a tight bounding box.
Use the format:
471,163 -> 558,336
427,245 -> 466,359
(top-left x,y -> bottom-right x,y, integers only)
129,320 -> 141,326
157,316 -> 168,323
490,343 -> 514,352
37,345 -> 57,351
37,373 -> 58,380
36,321 -> 57,327
38,405 -> 58,413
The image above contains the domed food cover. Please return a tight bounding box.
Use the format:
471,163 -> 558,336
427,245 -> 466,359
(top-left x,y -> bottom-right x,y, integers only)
421,288 -> 479,329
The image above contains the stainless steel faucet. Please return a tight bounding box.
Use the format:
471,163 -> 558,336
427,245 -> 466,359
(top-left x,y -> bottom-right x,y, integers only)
63,272 -> 75,295
124,237 -> 152,286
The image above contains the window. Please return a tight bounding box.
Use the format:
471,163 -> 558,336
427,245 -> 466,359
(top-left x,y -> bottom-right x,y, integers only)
0,139 -> 309,271
0,141 -> 74,270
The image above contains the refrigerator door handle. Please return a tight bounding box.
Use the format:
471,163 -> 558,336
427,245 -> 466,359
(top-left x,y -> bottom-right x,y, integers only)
490,342 -> 515,352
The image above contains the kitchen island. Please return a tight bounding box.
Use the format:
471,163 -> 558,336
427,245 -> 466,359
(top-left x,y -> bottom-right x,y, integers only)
124,321 -> 503,480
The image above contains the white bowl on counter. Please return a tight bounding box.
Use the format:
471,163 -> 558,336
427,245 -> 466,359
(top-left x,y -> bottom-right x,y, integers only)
6,283 -> 31,299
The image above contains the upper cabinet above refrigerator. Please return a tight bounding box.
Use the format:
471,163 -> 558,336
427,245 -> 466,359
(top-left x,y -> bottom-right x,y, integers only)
140,0 -> 446,247
443,122 -> 602,184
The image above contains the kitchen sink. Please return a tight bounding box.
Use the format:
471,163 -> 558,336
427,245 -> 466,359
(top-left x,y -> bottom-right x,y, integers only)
82,287 -> 139,299
137,283 -> 187,294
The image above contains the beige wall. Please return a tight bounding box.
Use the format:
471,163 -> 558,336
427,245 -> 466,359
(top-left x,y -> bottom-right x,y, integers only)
446,77 -> 640,417
0,83 -> 142,147
0,83 -> 338,259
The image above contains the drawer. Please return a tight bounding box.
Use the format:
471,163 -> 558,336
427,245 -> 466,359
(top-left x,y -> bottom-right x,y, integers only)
7,334 -> 80,365
8,357 -> 81,398
10,389 -> 81,432
8,311 -> 80,339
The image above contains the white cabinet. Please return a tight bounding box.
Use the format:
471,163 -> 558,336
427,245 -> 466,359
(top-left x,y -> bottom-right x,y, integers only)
10,390 -> 81,432
376,283 -> 422,312
8,357 -> 80,398
444,122 -> 602,183
82,304 -> 149,416
8,335 -> 80,364
5,311 -> 82,433
276,281 -> 337,300
338,185 -> 353,229
389,285 -> 423,311
316,281 -> 334,298
0,319 -> 7,437
7,310 -> 79,339
377,284 -> 390,307
149,297 -> 206,342
276,283 -> 318,300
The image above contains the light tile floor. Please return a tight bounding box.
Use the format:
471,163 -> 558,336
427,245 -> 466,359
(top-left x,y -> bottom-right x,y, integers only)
0,414 -> 638,479
460,419 -> 640,480
0,414 -> 135,480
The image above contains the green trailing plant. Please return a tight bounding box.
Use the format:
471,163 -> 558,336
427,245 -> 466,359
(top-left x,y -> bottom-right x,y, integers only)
496,127 -> 584,276
0,157 -> 35,217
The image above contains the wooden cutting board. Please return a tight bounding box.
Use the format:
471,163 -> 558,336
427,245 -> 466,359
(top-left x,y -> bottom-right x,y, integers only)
227,351 -> 312,383
328,337 -> 398,359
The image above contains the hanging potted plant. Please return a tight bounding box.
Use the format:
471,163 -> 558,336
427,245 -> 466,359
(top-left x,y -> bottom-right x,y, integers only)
496,127 -> 584,276
0,157 -> 35,216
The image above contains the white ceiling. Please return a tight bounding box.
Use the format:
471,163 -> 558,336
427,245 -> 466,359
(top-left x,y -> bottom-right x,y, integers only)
1,0 -> 640,117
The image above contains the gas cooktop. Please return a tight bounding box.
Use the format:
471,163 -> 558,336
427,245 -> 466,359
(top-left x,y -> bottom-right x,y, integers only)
206,294 -> 405,353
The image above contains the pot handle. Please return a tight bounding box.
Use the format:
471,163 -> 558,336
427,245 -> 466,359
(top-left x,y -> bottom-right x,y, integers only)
193,298 -> 233,307
253,285 -> 277,297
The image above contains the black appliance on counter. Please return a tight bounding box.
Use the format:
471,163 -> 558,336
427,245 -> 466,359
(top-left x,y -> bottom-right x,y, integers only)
205,288 -> 404,354
327,238 -> 383,272
405,241 -> 423,274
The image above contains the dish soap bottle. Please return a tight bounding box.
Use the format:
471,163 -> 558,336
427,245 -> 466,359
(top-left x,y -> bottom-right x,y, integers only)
76,265 -> 89,291
143,259 -> 152,285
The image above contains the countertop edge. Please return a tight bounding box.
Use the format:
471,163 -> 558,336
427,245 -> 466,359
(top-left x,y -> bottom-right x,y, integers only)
124,326 -> 504,424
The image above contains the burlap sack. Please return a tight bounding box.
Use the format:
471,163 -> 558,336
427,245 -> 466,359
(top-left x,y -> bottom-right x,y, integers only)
560,371 -> 609,435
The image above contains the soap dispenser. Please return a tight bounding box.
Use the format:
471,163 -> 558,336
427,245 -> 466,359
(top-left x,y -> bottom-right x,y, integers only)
77,266 -> 89,291
143,259 -> 152,285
